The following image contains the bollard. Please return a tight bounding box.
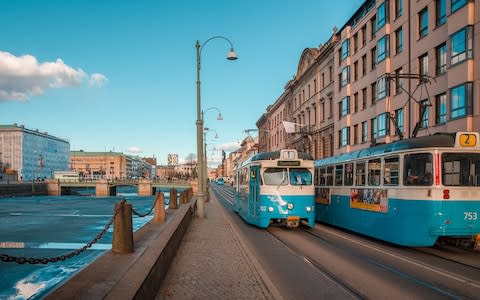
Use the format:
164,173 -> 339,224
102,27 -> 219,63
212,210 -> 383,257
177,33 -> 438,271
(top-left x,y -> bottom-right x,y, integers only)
112,200 -> 134,254
181,191 -> 187,204
154,192 -> 166,223
169,188 -> 178,209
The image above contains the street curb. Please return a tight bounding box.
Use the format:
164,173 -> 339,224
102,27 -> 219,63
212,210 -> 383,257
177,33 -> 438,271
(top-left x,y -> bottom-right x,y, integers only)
45,199 -> 196,300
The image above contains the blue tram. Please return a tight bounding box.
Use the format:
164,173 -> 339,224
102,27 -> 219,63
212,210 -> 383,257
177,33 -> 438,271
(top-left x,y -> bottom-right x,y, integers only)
233,149 -> 315,228
314,132 -> 480,246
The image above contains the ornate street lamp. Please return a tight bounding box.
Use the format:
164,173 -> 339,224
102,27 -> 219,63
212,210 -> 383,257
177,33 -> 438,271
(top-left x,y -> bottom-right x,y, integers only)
195,36 -> 237,218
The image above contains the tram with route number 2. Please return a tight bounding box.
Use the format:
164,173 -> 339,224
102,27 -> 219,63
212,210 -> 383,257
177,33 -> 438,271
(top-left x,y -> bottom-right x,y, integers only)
314,132 -> 480,246
233,149 -> 315,228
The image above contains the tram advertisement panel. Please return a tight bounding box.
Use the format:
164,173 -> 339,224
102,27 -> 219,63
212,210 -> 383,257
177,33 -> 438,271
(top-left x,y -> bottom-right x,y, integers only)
315,187 -> 330,204
350,188 -> 388,213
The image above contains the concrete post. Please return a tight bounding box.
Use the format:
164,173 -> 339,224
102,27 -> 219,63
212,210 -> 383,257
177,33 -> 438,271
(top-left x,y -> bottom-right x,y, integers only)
112,201 -> 134,254
169,188 -> 178,209
154,192 -> 166,223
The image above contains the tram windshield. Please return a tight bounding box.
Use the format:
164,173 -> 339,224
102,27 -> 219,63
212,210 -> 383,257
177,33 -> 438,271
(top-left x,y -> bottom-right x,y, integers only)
263,168 -> 288,185
289,168 -> 313,186
262,167 -> 312,186
442,153 -> 480,186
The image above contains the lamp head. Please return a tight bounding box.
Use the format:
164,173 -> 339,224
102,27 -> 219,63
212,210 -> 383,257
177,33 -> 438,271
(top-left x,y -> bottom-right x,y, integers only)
217,113 -> 224,121
226,48 -> 238,60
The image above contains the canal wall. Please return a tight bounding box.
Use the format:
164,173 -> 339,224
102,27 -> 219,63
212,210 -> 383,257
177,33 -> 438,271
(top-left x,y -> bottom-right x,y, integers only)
0,182 -> 47,197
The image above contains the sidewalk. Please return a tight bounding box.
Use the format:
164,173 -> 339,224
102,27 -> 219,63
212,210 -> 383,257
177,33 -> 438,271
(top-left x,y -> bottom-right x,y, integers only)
156,191 -> 278,300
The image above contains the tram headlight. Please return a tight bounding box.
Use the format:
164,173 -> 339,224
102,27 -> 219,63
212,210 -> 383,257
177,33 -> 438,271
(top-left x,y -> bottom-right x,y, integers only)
287,203 -> 294,210
268,206 -> 274,212
306,206 -> 312,212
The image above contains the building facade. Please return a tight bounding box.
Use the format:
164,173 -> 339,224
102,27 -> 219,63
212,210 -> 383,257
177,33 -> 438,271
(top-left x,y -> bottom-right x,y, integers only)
257,0 -> 479,158
0,124 -> 70,181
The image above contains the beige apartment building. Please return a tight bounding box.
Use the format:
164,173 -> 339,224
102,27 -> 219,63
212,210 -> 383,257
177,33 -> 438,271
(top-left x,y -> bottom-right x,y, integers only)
257,0 -> 479,158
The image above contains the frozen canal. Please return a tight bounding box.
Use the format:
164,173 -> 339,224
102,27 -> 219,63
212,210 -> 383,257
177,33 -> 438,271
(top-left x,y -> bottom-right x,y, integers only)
0,187 -> 171,299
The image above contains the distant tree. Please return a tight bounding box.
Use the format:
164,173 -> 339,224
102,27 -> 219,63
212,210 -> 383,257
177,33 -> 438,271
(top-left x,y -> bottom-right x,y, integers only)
185,153 -> 196,164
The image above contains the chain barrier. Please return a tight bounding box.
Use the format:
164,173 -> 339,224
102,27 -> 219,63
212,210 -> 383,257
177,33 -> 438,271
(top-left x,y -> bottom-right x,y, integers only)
0,198 -> 126,265
131,195 -> 159,217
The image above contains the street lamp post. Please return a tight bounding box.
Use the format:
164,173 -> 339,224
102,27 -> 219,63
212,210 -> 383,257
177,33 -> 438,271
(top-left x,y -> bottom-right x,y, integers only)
204,127 -> 219,194
195,36 -> 237,218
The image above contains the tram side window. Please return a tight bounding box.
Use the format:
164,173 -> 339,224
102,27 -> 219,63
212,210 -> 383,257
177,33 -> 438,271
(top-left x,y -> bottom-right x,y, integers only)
344,163 -> 354,186
368,158 -> 381,186
442,153 -> 480,186
355,161 -> 366,186
326,166 -> 334,185
290,168 -> 313,186
263,168 -> 288,185
404,153 -> 433,186
318,167 -> 327,186
335,164 -> 343,186
383,156 -> 399,185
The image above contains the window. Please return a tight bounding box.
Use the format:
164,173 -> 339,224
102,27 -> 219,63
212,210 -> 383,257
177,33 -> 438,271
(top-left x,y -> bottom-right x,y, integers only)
394,67 -> 403,94
377,35 -> 389,62
395,0 -> 402,18
395,108 -> 404,135
371,16 -> 377,39
450,82 -> 473,119
450,26 -> 473,65
435,93 -> 447,125
289,168 -> 313,186
361,54 -> 367,76
361,121 -> 368,142
377,112 -> 389,137
353,61 -> 358,81
362,88 -> 367,110
361,25 -> 367,46
436,43 -> 447,75
341,39 -> 350,61
353,33 -> 358,53
436,0 -> 446,26
442,153 -> 480,187
354,92 -> 359,113
341,66 -> 350,87
329,96 -> 333,118
451,0 -> 467,13
371,47 -> 377,70
419,53 -> 428,77
371,117 -> 377,140
340,96 -> 350,117
371,82 -> 377,105
395,27 -> 403,54
377,77 -> 389,100
384,156 -> 399,185
263,168 -> 288,185
355,161 -> 366,185
340,127 -> 350,147
419,7 -> 428,38
353,124 -> 359,144
404,153 -> 433,186
368,158 -> 381,186
335,165 -> 343,186
321,101 -> 325,121
344,163 -> 354,186
377,2 -> 388,29
420,99 -> 429,128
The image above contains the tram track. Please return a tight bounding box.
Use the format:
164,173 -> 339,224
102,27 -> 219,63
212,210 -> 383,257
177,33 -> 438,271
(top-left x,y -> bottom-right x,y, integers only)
211,184 -> 480,298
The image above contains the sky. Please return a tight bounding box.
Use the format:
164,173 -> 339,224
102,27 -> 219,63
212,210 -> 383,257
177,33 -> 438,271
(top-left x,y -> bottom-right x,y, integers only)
1,0 -> 364,166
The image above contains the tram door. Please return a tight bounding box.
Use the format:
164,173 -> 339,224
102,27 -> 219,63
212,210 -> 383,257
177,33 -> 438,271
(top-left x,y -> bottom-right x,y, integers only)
249,166 -> 260,220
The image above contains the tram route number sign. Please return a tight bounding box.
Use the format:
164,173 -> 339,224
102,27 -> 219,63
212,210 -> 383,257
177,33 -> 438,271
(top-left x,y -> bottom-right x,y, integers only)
459,133 -> 477,147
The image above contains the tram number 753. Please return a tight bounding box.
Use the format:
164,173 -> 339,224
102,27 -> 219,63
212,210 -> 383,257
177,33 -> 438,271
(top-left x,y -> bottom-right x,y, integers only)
464,212 -> 478,220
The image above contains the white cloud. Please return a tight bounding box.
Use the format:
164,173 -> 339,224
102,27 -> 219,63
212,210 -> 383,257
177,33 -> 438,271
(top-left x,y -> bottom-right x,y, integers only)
0,51 -> 107,102
89,73 -> 108,87
127,146 -> 143,154
218,141 -> 241,152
